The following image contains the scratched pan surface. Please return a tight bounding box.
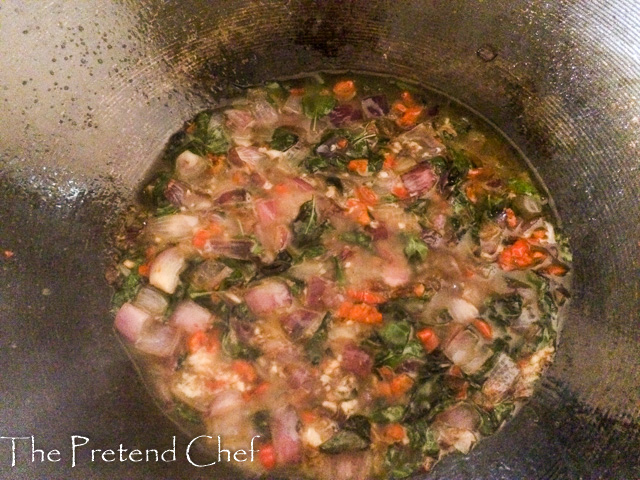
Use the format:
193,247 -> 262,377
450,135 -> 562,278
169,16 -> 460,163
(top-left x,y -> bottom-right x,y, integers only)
0,1 -> 639,479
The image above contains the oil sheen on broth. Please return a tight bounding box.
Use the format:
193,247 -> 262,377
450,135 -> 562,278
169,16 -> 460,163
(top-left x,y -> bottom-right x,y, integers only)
109,73 -> 571,479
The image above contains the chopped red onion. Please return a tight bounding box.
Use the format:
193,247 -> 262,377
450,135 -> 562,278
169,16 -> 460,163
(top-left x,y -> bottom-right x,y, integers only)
133,286 -> 168,316
225,109 -> 255,132
202,239 -> 254,260
228,146 -> 267,167
145,214 -> 200,243
280,309 -> 320,339
256,199 -> 278,225
190,260 -> 233,290
397,123 -> 445,160
251,99 -> 279,126
149,247 -> 187,294
164,179 -> 189,207
170,300 -> 213,334
329,103 -> 363,126
115,302 -> 151,343
305,276 -> 327,310
291,177 -> 315,192
341,343 -> 373,377
175,150 -> 209,181
245,280 -> 292,315
361,95 -> 389,118
209,389 -> 244,417
435,403 -> 481,431
401,162 -> 437,195
135,324 -> 180,357
482,353 -> 520,403
271,406 -> 302,464
444,328 -> 493,375
216,188 -> 249,204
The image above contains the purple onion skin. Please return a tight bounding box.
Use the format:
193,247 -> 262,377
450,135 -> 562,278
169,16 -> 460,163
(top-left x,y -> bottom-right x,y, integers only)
329,103 -> 363,126
164,179 -> 188,207
361,95 -> 389,117
216,188 -> 248,204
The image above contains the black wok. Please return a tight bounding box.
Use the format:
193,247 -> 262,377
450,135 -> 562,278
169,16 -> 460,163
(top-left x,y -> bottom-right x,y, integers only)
1,1 -> 639,479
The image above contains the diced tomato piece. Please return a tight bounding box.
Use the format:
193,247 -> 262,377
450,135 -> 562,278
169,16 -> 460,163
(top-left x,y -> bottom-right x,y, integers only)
333,80 -> 356,101
187,330 -> 219,354
472,319 -> 493,340
137,263 -> 151,277
192,229 -> 211,249
383,153 -> 397,170
232,360 -> 258,383
413,283 -> 426,297
206,379 -> 227,391
499,238 -> 537,270
337,301 -> 383,324
392,184 -> 410,199
531,228 -> 547,240
258,443 -> 277,470
348,159 -> 369,175
383,423 -> 406,442
416,328 -> 440,353
543,264 -> 568,276
355,186 -> 378,206
289,87 -> 305,96
345,198 -> 371,225
300,410 -> 318,424
274,183 -> 289,195
390,374 -> 413,395
377,381 -> 392,398
392,100 -> 407,114
505,208 -> 518,228
397,106 -> 423,128
346,288 -> 386,304
336,137 -> 349,149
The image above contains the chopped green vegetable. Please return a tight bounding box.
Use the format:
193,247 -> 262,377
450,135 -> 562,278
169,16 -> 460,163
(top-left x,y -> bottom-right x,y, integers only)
339,230 -> 372,248
270,126 -> 299,151
112,271 -> 142,310
251,410 -> 272,441
291,198 -> 330,248
319,415 -> 371,454
174,402 -> 202,424
379,321 -> 412,350
403,234 -> 429,263
221,328 -> 261,360
508,177 -> 538,196
485,293 -> 523,326
371,405 -> 406,424
302,92 -> 336,122
306,313 -> 330,365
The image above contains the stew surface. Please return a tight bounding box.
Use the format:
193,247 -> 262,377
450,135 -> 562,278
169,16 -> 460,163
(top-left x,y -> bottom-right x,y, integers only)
110,73 -> 571,479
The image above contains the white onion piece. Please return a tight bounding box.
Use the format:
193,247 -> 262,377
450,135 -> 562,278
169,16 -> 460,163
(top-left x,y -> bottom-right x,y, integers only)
482,353 -> 520,403
226,109 -> 255,132
256,199 -> 278,225
282,95 -> 303,115
135,324 -> 180,357
175,150 -> 209,181
448,298 -> 480,324
146,214 -> 200,243
115,302 -> 152,343
271,406 -> 302,464
133,286 -> 168,316
245,280 -> 292,315
444,329 -> 493,375
209,390 -> 245,417
170,300 -> 213,334
251,99 -> 279,126
397,123 -> 445,160
436,403 -> 481,431
190,260 -> 233,290
149,247 -> 187,294
230,146 -> 268,167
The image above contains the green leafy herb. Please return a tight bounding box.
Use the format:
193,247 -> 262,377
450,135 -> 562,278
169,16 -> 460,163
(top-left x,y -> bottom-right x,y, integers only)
405,198 -> 430,217
221,328 -> 261,360
258,250 -> 293,277
485,293 -> 523,326
371,405 -> 406,424
291,198 -> 330,247
306,313 -> 330,365
174,402 -> 202,424
319,415 -> 371,454
265,81 -> 288,106
379,321 -> 412,350
302,92 -> 336,123
376,339 -> 424,369
339,230 -> 372,248
406,420 -> 440,456
270,126 -> 299,151
186,111 -> 230,156
333,257 -> 346,285
508,177 -> 538,196
383,445 -> 424,479
112,271 -> 142,310
251,410 -> 272,441
403,234 -> 429,263
302,156 -> 330,173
